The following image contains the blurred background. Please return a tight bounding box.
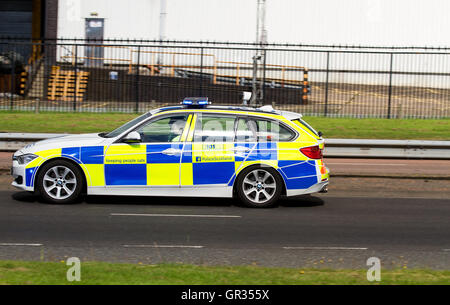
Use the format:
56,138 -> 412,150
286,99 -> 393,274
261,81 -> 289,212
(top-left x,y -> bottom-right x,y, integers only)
1,0 -> 450,118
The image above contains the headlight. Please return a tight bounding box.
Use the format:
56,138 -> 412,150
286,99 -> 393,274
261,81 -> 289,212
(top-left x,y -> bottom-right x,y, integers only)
16,154 -> 38,165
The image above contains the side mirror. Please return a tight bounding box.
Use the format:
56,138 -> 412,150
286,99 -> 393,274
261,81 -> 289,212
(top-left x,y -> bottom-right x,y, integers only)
123,131 -> 141,143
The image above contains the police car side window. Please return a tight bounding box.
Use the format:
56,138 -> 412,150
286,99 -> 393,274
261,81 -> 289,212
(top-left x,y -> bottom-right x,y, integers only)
238,118 -> 295,142
256,119 -> 295,142
136,115 -> 188,143
193,114 -> 236,142
236,118 -> 257,142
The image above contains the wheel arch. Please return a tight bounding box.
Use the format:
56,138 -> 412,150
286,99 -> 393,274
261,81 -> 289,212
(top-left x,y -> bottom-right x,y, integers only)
232,163 -> 287,197
33,157 -> 88,194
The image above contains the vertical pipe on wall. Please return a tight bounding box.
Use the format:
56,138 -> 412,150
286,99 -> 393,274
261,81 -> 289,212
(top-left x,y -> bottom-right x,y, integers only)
158,0 -> 167,66
252,0 -> 267,106
256,0 -> 267,45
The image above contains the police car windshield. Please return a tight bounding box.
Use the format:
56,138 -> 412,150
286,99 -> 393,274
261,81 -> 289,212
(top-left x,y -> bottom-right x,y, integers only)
102,112 -> 153,138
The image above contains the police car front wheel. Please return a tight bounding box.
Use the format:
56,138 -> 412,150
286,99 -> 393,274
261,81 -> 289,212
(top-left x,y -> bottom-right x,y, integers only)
236,166 -> 282,208
36,160 -> 83,204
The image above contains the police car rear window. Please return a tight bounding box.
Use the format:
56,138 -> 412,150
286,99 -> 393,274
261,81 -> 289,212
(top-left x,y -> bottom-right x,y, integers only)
236,118 -> 295,142
292,119 -> 319,137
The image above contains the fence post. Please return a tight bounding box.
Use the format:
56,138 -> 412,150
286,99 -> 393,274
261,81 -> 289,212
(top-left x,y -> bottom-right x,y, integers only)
43,40 -> 49,107
10,47 -> 15,110
262,48 -> 266,105
73,45 -> 78,111
324,51 -> 330,116
135,46 -> 141,113
250,48 -> 259,106
387,53 -> 394,119
200,47 -> 204,96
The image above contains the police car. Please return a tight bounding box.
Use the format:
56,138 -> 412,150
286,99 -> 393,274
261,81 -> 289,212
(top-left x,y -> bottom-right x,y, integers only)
11,98 -> 329,208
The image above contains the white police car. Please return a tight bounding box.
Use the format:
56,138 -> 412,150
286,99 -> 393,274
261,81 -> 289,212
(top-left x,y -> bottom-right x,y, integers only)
11,98 -> 329,207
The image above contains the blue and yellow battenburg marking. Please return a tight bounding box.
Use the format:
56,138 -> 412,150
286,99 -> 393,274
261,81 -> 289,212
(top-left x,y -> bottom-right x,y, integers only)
23,148 -> 62,187
278,160 -> 319,189
191,142 -> 235,185
26,140 -> 324,190
23,146 -> 105,187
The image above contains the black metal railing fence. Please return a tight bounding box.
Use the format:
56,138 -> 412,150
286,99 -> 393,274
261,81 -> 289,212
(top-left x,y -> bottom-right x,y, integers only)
0,38 -> 449,119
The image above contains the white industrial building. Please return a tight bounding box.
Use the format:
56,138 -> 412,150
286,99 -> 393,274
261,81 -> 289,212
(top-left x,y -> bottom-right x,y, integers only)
57,0 -> 450,47
50,0 -> 450,95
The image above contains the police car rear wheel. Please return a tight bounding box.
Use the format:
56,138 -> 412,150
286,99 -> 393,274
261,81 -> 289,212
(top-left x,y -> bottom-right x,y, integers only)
36,160 -> 83,204
237,166 -> 282,208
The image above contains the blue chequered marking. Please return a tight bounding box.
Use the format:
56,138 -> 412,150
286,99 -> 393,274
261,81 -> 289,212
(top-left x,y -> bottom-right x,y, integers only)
227,174 -> 236,186
62,147 -> 80,162
105,164 -> 146,185
193,162 -> 235,185
246,142 -> 277,161
81,146 -> 104,164
282,175 -> 318,190
278,160 -> 318,190
181,143 -> 192,163
234,143 -> 256,162
25,167 -> 37,187
278,161 -> 316,178
147,144 -> 183,164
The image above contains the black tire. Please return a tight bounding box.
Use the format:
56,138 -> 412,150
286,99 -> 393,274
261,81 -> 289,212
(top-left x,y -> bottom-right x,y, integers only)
36,159 -> 83,204
236,165 -> 283,208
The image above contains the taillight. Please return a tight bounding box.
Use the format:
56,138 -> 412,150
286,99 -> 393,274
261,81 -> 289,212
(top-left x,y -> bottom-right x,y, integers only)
300,145 -> 323,159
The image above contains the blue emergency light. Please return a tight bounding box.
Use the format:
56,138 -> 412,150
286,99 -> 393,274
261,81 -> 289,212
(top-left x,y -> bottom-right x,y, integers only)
181,97 -> 210,106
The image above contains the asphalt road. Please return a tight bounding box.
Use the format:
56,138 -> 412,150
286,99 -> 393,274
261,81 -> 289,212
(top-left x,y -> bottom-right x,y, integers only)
0,190 -> 449,269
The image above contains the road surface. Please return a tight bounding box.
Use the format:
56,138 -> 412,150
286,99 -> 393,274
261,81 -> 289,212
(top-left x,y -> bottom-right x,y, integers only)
0,190 -> 448,269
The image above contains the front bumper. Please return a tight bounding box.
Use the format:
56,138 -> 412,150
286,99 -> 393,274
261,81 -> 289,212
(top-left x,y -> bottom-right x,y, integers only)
11,161 -> 34,191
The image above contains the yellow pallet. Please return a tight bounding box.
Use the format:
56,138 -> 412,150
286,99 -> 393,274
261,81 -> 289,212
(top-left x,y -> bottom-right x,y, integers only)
48,66 -> 89,102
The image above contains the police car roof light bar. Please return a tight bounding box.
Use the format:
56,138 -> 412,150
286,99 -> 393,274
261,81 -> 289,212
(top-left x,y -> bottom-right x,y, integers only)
181,97 -> 210,106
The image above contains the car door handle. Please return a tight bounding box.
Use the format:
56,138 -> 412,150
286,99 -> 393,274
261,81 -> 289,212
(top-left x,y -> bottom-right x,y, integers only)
162,148 -> 182,155
234,146 -> 251,153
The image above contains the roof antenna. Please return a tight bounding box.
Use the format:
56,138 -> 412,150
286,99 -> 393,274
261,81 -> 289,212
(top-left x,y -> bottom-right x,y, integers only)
240,91 -> 252,106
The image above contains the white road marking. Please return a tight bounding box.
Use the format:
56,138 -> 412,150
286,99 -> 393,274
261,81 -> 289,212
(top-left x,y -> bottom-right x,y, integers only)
111,213 -> 241,218
123,245 -> 204,249
443,249 -> 450,252
0,243 -> 43,247
326,162 -> 407,166
283,246 -> 368,250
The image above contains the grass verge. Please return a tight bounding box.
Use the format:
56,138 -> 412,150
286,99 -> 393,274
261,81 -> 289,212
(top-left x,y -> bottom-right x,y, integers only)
0,260 -> 449,285
0,111 -> 449,140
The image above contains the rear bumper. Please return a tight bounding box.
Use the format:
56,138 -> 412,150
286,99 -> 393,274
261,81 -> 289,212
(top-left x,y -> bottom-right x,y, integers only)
286,180 -> 329,197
